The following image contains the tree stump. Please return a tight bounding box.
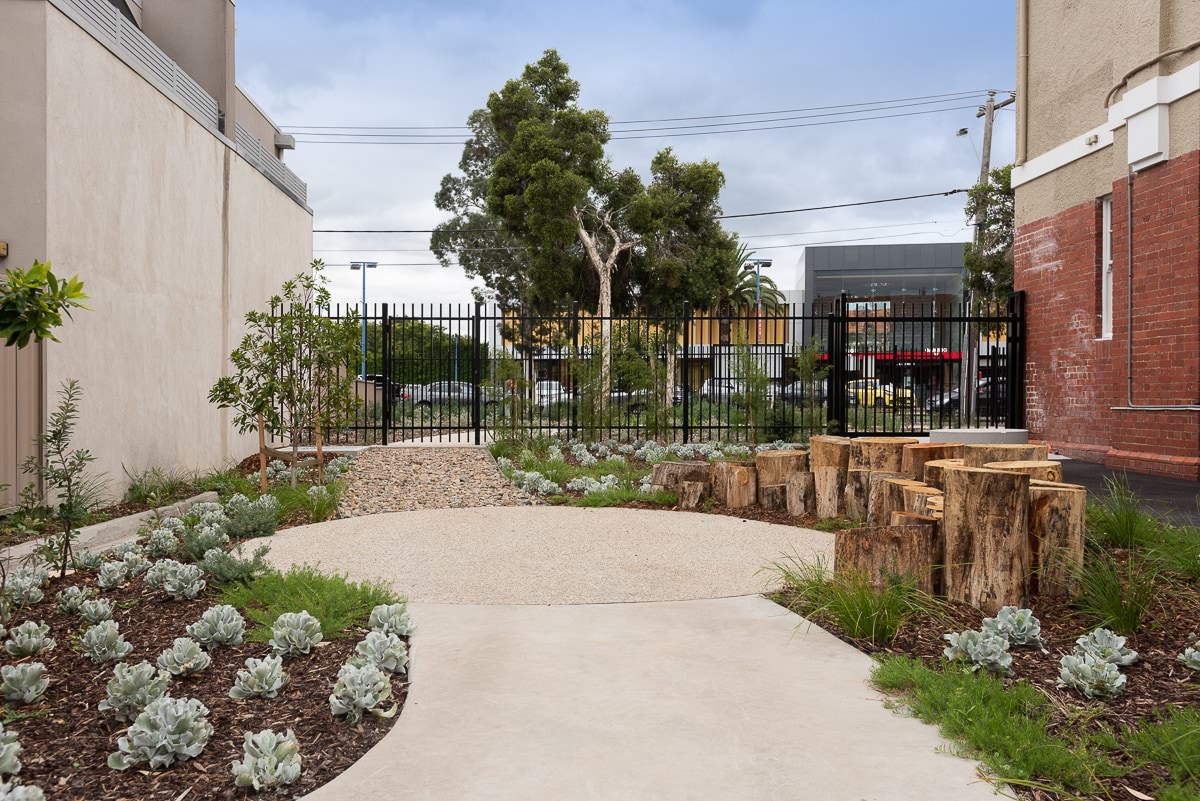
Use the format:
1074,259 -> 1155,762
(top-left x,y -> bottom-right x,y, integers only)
785,472 -> 816,516
963,443 -> 1050,467
755,450 -> 810,487
849,437 -> 919,473
942,466 -> 1031,613
1028,480 -> 1087,597
889,512 -> 942,594
834,525 -> 936,595
650,460 -> 713,493
922,458 -> 965,490
868,474 -> 922,527
678,480 -> 709,510
902,442 -> 964,479
721,463 -> 757,509
902,484 -> 943,516
983,460 -> 1064,482
814,466 -> 847,519
759,484 -> 787,511
712,461 -> 753,505
809,435 -> 851,470
843,468 -> 871,521
924,494 -> 945,520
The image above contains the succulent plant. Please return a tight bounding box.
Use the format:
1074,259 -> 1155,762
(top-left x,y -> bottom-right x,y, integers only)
981,606 -> 1046,648
269,611 -> 323,658
79,598 -> 114,625
1074,629 -> 1140,666
1178,638 -> 1200,671
186,604 -> 245,648
2,575 -> 42,609
368,603 -> 416,637
229,655 -> 289,700
97,561 -> 130,591
120,551 -> 151,577
107,696 -> 213,770
80,620 -> 134,664
98,662 -> 171,722
160,563 -> 207,600
328,663 -> 397,723
144,558 -> 181,589
156,638 -> 211,677
111,542 -> 144,560
352,631 -> 409,675
4,623 -> 54,658
180,526 -> 230,563
942,629 -> 1013,675
0,782 -> 45,800
71,551 -> 105,571
1058,653 -> 1127,699
55,585 -> 97,615
231,728 -> 302,790
144,528 -> 181,559
0,664 -> 47,704
224,494 -> 280,540
0,721 -> 22,776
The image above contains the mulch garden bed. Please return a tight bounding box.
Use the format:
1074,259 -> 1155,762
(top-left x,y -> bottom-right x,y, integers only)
0,492 -> 204,550
774,556 -> 1200,801
11,567 -> 406,800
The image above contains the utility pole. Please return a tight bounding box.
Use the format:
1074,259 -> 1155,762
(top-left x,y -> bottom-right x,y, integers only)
962,91 -> 1015,424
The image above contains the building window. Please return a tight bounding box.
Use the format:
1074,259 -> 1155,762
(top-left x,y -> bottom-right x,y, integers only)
1100,194 -> 1113,339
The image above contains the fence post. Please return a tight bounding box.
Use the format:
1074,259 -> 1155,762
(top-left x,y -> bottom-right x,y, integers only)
681,302 -> 692,444
381,304 -> 390,446
1007,291 -> 1026,430
472,302 -> 482,445
827,302 -> 846,435
571,301 -> 580,439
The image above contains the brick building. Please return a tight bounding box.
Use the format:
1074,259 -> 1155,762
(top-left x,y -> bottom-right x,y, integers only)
1013,0 -> 1200,479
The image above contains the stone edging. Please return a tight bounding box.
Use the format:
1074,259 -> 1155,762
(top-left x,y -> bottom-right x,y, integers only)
1,491 -> 219,563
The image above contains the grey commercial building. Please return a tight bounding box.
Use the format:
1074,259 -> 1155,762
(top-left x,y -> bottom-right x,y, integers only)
796,243 -> 966,309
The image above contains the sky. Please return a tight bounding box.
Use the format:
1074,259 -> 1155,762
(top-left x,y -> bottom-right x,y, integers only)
234,0 -> 1016,308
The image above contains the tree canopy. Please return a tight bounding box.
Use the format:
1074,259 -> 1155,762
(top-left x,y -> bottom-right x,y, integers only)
963,163 -> 1014,304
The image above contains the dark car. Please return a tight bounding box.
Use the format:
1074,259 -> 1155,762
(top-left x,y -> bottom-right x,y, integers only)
925,378 -> 1009,414
779,379 -> 828,405
405,381 -> 500,407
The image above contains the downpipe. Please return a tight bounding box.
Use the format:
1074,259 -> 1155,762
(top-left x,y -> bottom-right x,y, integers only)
1112,168 -> 1200,411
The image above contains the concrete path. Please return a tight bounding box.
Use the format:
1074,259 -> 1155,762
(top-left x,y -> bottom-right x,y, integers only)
270,507 -> 997,800
266,506 -> 831,604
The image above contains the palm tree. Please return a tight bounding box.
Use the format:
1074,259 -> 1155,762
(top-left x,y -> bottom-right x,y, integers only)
711,243 -> 785,313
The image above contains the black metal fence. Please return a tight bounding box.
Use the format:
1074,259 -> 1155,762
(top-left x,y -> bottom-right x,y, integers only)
321,292 -> 1025,445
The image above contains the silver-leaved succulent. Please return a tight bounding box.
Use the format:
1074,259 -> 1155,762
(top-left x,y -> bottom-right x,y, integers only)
0,721 -> 21,776
55,585 -> 97,615
4,622 -> 53,658
269,611 -> 323,658
352,631 -> 409,675
107,696 -> 213,770
1074,628 -> 1139,666
96,561 -> 130,591
367,603 -> 416,637
186,605 -> 245,649
156,638 -> 211,677
0,664 -> 47,704
231,728 -> 302,791
98,662 -> 172,722
328,663 -> 397,723
942,629 -> 1013,675
229,655 -> 289,700
80,620 -> 134,664
981,606 -> 1046,648
79,598 -> 114,626
1057,653 -> 1127,699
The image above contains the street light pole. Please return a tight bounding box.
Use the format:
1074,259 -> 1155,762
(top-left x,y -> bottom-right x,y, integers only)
746,258 -> 773,341
349,261 -> 378,379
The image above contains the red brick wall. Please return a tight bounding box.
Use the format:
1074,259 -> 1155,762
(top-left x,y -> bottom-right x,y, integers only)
1014,151 -> 1200,479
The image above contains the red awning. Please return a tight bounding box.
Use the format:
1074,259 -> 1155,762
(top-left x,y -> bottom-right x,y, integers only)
817,351 -> 962,361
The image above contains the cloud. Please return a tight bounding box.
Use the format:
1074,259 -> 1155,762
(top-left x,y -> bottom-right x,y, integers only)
235,0 -> 1015,306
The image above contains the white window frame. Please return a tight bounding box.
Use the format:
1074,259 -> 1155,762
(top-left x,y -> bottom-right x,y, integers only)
1100,195 -> 1114,340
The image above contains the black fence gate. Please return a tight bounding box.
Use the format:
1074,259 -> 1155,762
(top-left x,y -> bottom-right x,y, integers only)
326,293 -> 1025,446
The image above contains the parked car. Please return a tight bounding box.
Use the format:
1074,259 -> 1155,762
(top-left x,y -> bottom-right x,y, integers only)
846,378 -> 914,408
779,379 -> 828,405
925,378 -> 1008,414
406,381 -> 498,407
534,380 -> 573,410
698,378 -> 777,405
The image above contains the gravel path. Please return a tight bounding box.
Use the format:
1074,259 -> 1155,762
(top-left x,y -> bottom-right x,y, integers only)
265,506 -> 832,604
339,446 -> 537,516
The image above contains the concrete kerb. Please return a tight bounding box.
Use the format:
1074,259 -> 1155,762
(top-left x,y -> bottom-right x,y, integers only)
0,490 -> 218,564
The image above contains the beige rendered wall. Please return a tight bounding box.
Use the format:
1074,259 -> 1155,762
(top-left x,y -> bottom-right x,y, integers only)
0,0 -> 50,508
1016,0 -> 1200,224
40,5 -> 311,497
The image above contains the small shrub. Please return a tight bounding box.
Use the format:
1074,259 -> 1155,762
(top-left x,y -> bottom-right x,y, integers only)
180,527 -> 229,563
1073,551 -> 1157,634
1152,525 -> 1200,582
98,662 -> 171,722
1058,653 -> 1127,699
1087,474 -> 1165,549
229,655 -> 289,700
368,603 -> 416,637
268,612 -> 323,658
122,466 -> 195,506
0,721 -> 22,776
304,485 -> 338,522
981,606 -> 1045,648
231,728 -> 302,791
96,561 -> 129,591
186,604 -> 246,648
328,663 -> 396,723
223,566 -> 399,641
156,638 -> 211,676
107,696 -> 213,770
79,598 -> 114,625
198,545 -> 270,585
1075,628 -> 1140,666
352,631 -> 409,675
4,622 -> 54,658
224,494 -> 279,539
80,620 -> 133,664
0,664 -> 47,704
942,629 -> 1013,675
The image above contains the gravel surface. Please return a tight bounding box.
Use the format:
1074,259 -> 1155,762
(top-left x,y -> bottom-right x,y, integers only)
265,506 -> 834,604
339,446 -> 538,516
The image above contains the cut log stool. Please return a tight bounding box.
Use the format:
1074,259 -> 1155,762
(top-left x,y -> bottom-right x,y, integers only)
963,443 -> 1050,467
866,472 -> 916,527
942,466 -> 1031,613
678,481 -> 709,510
902,484 -> 943,517
1028,480 -> 1087,597
843,468 -> 871,520
714,461 -> 757,508
835,525 -> 937,595
759,484 -> 788,511
755,450 -> 810,487
712,461 -> 753,505
786,472 -> 817,516
983,460 -> 1064,483
902,442 -> 964,479
650,460 -> 713,493
850,437 -> 919,473
889,511 -> 943,594
922,458 -> 965,490
810,435 -> 851,519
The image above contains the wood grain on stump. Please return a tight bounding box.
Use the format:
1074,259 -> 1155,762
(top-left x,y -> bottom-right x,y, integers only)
712,460 -> 753,505
814,466 -> 847,519
678,480 -> 709,510
835,525 -> 936,595
902,484 -> 943,516
942,466 -> 1031,613
1028,480 -> 1087,597
843,468 -> 871,521
889,512 -> 943,594
759,484 -> 787,511
721,463 -> 757,509
868,475 -> 923,527
962,443 -> 1050,467
902,442 -> 964,479
755,450 -> 810,487
649,460 -> 713,493
922,458 -> 965,490
983,460 -> 1064,482
809,435 -> 851,470
849,437 -> 919,473
785,472 -> 816,516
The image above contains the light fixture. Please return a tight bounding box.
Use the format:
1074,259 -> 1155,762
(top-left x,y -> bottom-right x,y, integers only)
956,128 -> 969,137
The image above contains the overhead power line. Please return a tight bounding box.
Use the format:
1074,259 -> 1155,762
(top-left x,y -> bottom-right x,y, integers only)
282,89 -> 1005,130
